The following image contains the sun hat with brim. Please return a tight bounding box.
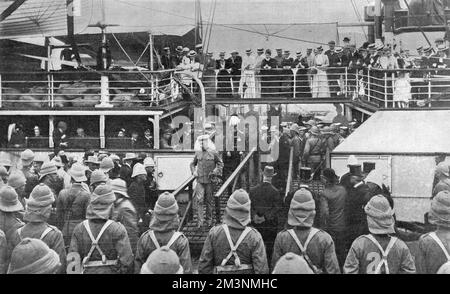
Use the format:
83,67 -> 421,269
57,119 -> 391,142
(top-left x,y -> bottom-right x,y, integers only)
0,186 -> 24,212
149,192 -> 180,231
69,163 -> 88,182
38,161 -> 57,180
90,170 -> 108,186
20,149 -> 35,166
7,171 -> 26,189
290,123 -> 300,134
272,252 -> 314,274
364,195 -> 395,234
224,189 -> 251,229
25,184 -> 55,222
123,153 -> 137,161
100,157 -> 114,173
85,156 -> 100,165
288,188 -> 316,227
309,126 -> 321,136
141,246 -> 183,274
436,162 -> 450,177
182,47 -> 190,52
132,163 -> 147,178
86,184 -> 116,220
109,154 -> 120,162
144,157 -> 155,168
188,50 -> 197,57
110,179 -> 129,198
429,190 -> 450,228
7,238 -> 60,274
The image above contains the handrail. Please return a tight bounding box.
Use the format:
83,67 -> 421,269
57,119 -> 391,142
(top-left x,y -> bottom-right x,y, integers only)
173,174 -> 196,232
285,147 -> 294,200
214,147 -> 257,198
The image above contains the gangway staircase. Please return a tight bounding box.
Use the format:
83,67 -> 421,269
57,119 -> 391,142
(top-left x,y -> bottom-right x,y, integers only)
176,148 -> 259,253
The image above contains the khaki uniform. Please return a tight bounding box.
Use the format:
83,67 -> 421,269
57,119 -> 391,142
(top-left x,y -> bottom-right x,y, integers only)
112,198 -> 139,254
56,183 -> 91,246
9,222 -> 67,273
416,232 -> 450,274
134,230 -> 192,274
199,224 -> 269,274
190,150 -> 223,224
0,230 -> 6,274
69,219 -> 134,274
302,135 -> 325,175
272,227 -> 340,273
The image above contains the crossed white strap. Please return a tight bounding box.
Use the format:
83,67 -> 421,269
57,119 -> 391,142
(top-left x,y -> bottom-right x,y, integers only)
149,230 -> 182,249
287,228 -> 319,256
221,224 -> 252,267
17,226 -> 53,241
429,232 -> 450,261
82,220 -> 114,265
365,234 -> 398,274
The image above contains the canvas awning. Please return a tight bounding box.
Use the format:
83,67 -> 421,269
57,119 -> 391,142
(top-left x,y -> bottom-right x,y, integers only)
333,110 -> 450,154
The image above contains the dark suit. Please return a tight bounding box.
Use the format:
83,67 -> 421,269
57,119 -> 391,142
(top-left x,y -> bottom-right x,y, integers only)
227,56 -> 242,95
249,181 -> 283,260
216,59 -> 232,98
260,58 -> 278,97
161,54 -> 176,69
120,164 -> 133,187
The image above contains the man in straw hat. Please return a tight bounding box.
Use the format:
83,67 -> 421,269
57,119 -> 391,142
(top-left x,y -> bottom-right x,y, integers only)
302,126 -> 326,181
140,246 -> 184,274
69,184 -> 133,274
55,163 -> 91,246
344,195 -> 416,274
84,155 -> 100,185
9,183 -> 67,273
272,187 -> 340,274
110,179 -> 139,255
416,190 -> 450,273
190,134 -> 223,228
319,168 -> 348,267
19,149 -> 39,199
249,166 -> 282,261
7,238 -> 61,274
199,189 -> 269,274
135,192 -> 192,273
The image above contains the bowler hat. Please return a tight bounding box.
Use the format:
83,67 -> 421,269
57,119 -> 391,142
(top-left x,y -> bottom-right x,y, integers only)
263,166 -> 276,178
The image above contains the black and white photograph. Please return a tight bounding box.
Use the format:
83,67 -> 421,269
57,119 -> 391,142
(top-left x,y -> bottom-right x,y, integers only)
1,0 -> 450,281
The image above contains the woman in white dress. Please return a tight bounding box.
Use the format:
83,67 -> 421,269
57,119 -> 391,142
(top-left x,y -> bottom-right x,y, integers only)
311,46 -> 330,98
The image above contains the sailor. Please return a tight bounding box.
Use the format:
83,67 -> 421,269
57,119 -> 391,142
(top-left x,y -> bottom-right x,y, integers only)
69,184 -> 134,274
56,163 -> 91,246
110,179 -> 139,255
302,126 -> 325,181
249,166 -> 283,261
198,189 -> 269,274
272,188 -> 340,274
19,149 -> 39,199
416,190 -> 450,273
135,192 -> 192,274
344,195 -> 416,274
139,246 -> 183,274
190,135 -> 223,228
9,184 -> 66,273
7,238 -> 61,274
432,162 -> 450,198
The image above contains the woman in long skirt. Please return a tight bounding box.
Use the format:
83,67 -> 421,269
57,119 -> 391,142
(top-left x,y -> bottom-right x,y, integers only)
311,46 -> 330,98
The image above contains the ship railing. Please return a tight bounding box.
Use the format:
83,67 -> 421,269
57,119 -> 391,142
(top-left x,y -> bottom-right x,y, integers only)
0,69 -> 192,109
359,68 -> 450,108
202,67 -> 352,100
392,10 -> 450,31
